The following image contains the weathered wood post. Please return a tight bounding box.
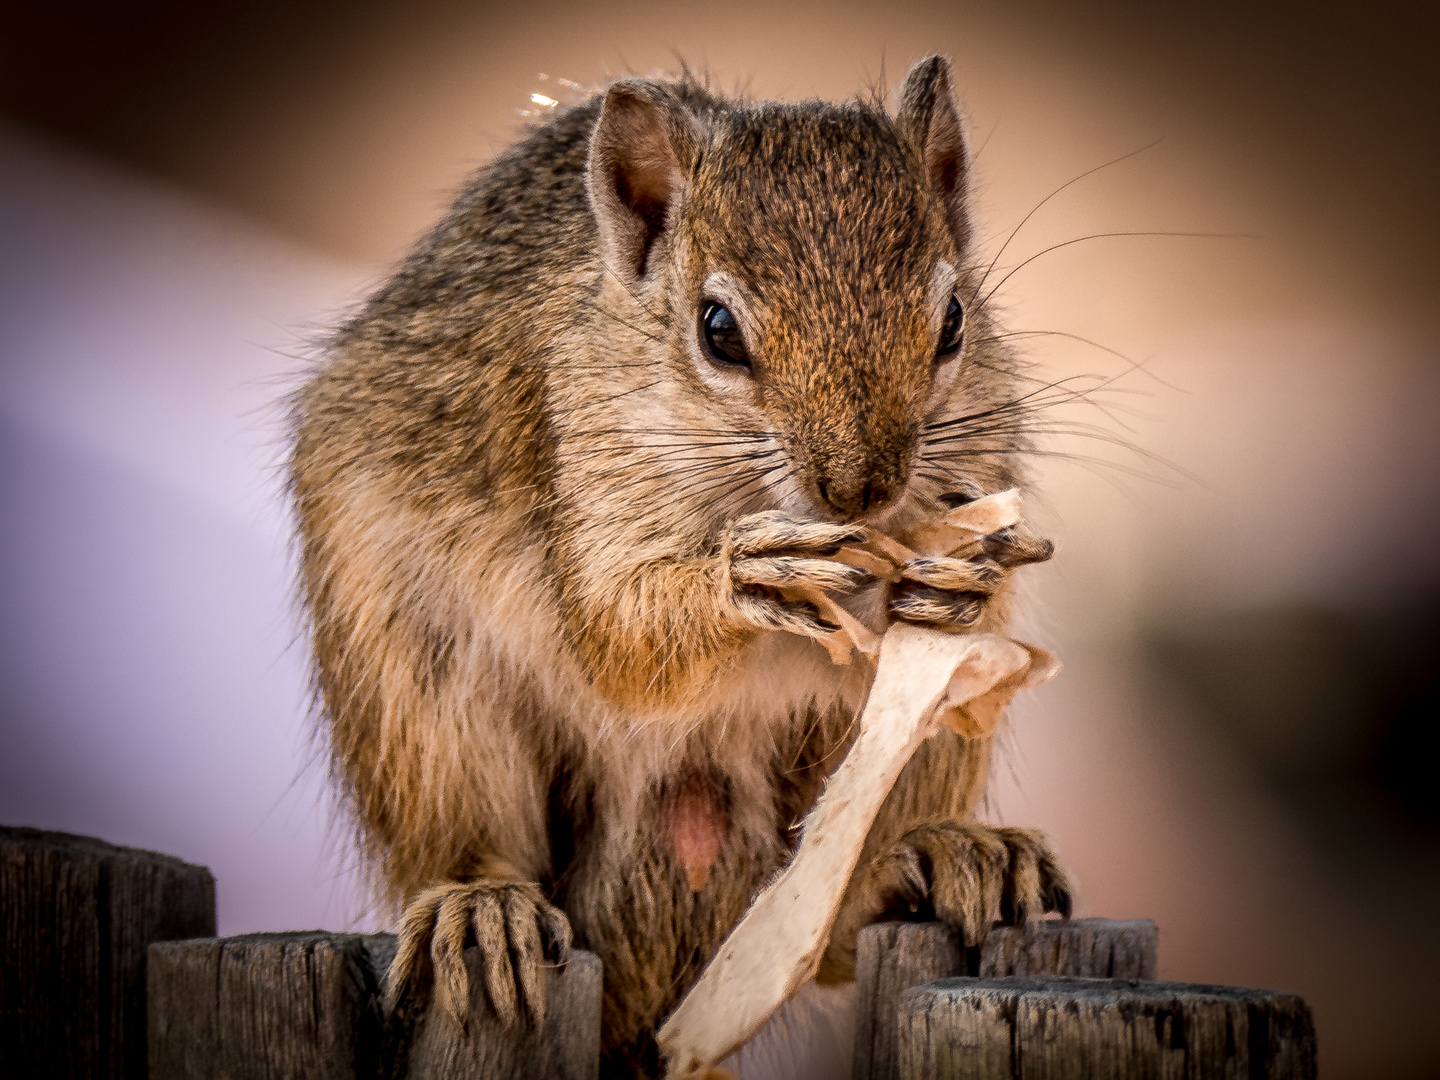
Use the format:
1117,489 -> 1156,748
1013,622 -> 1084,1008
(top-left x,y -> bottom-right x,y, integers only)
147,932 -> 394,1080
853,918 -> 1158,1080
0,825 -> 216,1079
404,945 -> 604,1080
146,931 -> 603,1080
897,975 -> 1317,1079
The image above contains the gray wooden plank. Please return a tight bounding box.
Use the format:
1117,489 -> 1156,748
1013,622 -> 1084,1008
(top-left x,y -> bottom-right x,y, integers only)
893,981 -> 1015,1080
105,838 -> 218,1078
854,919 -> 1158,1080
148,931 -> 383,1080
0,824 -> 214,1080
978,918 -> 1158,980
1,829 -> 103,1077
854,922 -> 966,1080
404,946 -> 603,1080
148,931 -> 603,1080
897,976 -> 1316,1080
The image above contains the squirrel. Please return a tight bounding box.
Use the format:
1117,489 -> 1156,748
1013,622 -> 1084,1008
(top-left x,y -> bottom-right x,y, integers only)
289,54 -> 1072,1077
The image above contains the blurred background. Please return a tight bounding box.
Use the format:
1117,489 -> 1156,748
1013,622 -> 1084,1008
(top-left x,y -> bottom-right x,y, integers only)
1,1 -> 1436,1075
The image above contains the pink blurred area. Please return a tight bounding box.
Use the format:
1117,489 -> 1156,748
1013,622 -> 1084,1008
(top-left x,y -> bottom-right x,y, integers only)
2,2 -> 1437,1076
0,126 -> 377,934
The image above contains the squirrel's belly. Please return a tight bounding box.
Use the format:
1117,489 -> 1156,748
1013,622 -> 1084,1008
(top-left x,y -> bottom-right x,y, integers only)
659,773 -> 729,891
562,768 -> 793,1072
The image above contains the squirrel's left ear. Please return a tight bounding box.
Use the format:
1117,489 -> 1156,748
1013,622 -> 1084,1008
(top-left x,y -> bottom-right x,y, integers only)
587,80 -> 702,286
897,56 -> 973,254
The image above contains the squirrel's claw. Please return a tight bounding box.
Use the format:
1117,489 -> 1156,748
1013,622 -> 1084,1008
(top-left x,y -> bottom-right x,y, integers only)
860,822 -> 1072,947
727,511 -> 867,558
387,880 -> 571,1031
889,584 -> 986,628
723,511 -> 875,638
888,530 -> 1052,630
730,555 -> 870,593
732,592 -> 842,638
982,525 -> 1055,569
899,554 -> 1004,593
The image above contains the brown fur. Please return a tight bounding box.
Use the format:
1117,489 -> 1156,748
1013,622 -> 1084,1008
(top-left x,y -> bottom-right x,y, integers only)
289,56 -> 1070,1077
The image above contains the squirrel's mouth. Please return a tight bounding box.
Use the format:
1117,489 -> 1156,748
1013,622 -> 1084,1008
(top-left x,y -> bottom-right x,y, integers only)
800,476 -> 921,532
859,486 -> 928,534
803,468 -> 902,521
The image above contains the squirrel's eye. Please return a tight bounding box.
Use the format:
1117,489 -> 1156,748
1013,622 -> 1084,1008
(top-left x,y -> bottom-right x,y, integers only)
699,302 -> 752,371
936,294 -> 965,361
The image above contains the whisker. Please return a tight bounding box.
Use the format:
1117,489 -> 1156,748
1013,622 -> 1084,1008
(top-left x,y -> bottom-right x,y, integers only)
559,442 -> 777,467
574,298 -> 666,347
669,461 -> 788,508
595,254 -> 667,325
564,379 -> 665,410
603,450 -> 782,490
974,139 -> 1164,299
979,230 -> 1255,310
564,427 -> 773,442
923,445 -> 1175,481
969,328 -> 1182,393
924,373 -> 1113,432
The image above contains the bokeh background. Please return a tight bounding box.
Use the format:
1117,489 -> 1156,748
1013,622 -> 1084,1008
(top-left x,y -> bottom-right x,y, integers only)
2,1 -> 1436,1075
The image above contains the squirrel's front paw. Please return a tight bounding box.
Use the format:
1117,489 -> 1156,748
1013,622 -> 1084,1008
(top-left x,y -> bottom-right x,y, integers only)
861,822 -> 1072,946
722,511 -> 871,635
890,497 -> 1054,630
387,880 -> 571,1029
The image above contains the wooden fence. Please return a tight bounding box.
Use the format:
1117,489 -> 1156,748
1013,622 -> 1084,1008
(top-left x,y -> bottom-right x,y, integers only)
1,825 -> 215,1078
1,826 -> 1316,1078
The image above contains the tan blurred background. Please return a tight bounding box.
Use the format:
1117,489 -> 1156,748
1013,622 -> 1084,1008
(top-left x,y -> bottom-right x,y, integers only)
1,1 -> 1437,1076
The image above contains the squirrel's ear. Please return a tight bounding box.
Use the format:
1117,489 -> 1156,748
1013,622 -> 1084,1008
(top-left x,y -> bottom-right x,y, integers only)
587,81 -> 701,284
896,56 -> 973,254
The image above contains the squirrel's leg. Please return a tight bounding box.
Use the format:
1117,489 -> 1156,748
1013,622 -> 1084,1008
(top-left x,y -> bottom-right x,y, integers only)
308,571 -> 567,1029
371,720 -> 568,1030
560,510 -> 874,707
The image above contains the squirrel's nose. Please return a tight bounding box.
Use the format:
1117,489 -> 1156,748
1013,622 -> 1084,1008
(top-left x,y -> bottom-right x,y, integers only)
815,476 -> 896,521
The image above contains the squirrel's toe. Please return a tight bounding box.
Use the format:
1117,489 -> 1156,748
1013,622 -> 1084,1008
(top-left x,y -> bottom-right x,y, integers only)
387,880 -> 570,1031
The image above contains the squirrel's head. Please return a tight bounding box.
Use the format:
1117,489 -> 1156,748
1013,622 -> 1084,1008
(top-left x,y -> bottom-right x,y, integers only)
586,56 -> 991,524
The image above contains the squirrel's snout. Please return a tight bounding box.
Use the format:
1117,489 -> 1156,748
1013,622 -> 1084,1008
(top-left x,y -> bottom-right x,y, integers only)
815,475 -> 898,522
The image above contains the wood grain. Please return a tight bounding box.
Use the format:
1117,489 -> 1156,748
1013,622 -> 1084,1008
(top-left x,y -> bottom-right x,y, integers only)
148,931 -> 602,1080
854,919 -> 1158,1080
148,932 -> 386,1080
0,824 -> 215,1079
897,975 -> 1316,1080
977,917 -> 1158,981
404,946 -> 603,1080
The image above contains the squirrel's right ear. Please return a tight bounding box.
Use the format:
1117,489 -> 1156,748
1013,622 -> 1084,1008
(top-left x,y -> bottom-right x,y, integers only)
896,56 -> 973,254
587,81 -> 702,285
